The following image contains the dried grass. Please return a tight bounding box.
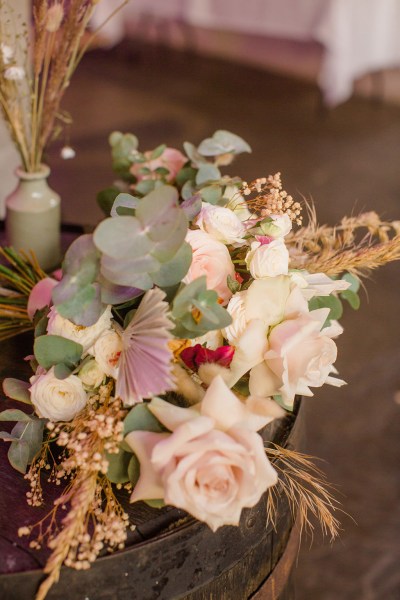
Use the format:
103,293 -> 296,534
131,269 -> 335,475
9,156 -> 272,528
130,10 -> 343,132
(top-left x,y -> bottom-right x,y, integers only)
266,444 -> 341,542
287,205 -> 400,276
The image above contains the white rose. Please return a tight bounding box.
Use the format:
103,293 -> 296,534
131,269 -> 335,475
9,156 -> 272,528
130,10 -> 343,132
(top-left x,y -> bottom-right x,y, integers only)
29,367 -> 87,421
196,202 -> 246,245
47,306 -> 113,353
223,185 -> 253,222
183,229 -> 235,305
246,239 -> 289,279
261,214 -> 292,238
91,330 -> 123,379
78,359 -> 105,389
223,291 -> 248,345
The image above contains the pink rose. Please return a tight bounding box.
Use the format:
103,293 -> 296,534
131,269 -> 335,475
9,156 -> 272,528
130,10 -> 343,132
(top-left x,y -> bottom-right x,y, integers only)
250,308 -> 345,407
183,229 -> 235,304
126,376 -> 281,531
131,147 -> 186,182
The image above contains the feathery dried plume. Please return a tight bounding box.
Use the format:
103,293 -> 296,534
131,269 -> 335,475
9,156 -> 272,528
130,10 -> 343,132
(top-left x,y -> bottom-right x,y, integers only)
266,444 -> 341,542
287,205 -> 400,276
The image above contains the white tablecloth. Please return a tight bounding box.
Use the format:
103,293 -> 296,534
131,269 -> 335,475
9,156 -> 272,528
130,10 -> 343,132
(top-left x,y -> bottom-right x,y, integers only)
93,0 -> 400,106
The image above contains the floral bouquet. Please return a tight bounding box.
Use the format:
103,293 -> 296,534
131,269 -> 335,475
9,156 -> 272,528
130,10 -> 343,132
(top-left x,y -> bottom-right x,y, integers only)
1,130 -> 400,599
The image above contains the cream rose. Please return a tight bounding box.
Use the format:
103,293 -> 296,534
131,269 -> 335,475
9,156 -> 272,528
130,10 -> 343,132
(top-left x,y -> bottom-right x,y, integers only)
183,229 -> 235,304
91,330 -> 123,379
250,309 -> 345,407
78,359 -> 105,389
223,290 -> 247,345
126,376 -> 279,531
246,239 -> 289,279
47,306 -> 113,353
29,367 -> 87,421
260,214 -> 292,238
196,202 -> 246,245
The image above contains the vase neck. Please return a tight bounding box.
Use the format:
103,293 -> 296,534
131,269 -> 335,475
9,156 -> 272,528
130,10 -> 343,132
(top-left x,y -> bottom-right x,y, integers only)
16,165 -> 50,182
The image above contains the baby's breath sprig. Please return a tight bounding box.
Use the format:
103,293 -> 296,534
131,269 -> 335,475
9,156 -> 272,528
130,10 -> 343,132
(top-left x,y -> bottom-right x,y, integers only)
241,173 -> 303,225
18,384 -> 132,600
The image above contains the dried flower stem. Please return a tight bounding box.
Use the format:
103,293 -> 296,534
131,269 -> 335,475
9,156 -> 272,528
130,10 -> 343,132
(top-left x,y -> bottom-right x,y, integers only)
266,444 -> 341,542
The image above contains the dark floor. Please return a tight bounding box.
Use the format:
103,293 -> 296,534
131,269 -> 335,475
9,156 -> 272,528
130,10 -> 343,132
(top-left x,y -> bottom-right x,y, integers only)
49,42 -> 400,600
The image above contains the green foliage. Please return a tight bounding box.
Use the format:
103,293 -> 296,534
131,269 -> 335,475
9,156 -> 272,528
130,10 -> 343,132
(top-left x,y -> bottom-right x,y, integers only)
227,274 -> 241,294
123,403 -> 164,436
199,185 -> 223,205
34,335 -> 83,372
308,295 -> 343,324
2,418 -> 45,474
111,193 -> 140,217
109,131 -> 139,177
93,186 -> 188,290
2,378 -> 31,405
52,234 -> 104,326
172,277 -> 232,338
97,187 -> 120,217
340,273 -> 361,310
195,163 -> 221,186
106,448 -> 132,484
151,242 -> 192,288
197,130 -> 252,157
0,408 -> 32,422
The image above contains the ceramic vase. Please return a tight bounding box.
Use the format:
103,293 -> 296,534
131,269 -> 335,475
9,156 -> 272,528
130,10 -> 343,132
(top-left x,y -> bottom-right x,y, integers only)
5,165 -> 61,271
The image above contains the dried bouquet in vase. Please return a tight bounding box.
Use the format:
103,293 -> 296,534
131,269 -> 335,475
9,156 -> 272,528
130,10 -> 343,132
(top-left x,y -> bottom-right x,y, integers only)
0,130 -> 400,599
0,0 -> 127,171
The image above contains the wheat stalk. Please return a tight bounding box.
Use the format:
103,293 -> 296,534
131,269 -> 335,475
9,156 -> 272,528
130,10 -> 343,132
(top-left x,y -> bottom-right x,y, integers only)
266,444 -> 341,542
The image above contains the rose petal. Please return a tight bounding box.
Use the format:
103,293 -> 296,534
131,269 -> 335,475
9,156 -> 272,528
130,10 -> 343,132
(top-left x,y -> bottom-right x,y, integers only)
125,430 -> 169,502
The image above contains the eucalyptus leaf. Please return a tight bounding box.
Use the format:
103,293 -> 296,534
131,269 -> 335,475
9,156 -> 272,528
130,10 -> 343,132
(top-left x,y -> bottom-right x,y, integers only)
308,295 -> 343,322
183,142 -> 207,167
341,289 -> 360,310
200,185 -> 223,205
180,194 -> 202,220
34,335 -> 83,370
8,439 -> 29,474
0,409 -> 32,422
181,180 -> 195,201
151,242 -> 192,287
54,363 -> 73,380
195,163 -> 221,186
12,419 -> 45,463
151,144 -> 167,160
111,193 -> 140,218
2,378 -> 31,405
0,431 -> 20,442
109,131 -> 139,174
175,166 -> 196,187
106,448 -> 132,483
197,130 -> 251,156
128,454 -> 140,486
97,187 -> 120,217
123,403 -> 164,436
342,272 -> 360,293
135,179 -> 156,196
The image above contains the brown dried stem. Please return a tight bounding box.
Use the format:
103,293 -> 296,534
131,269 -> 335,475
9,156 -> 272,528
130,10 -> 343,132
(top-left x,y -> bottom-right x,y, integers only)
266,444 -> 341,542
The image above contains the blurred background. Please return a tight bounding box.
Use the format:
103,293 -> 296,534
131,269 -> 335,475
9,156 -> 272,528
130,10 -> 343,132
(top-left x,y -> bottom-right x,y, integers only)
2,1 -> 400,598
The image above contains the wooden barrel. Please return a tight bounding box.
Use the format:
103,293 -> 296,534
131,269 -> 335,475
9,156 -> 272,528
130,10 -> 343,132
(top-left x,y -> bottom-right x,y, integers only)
0,332 -> 302,600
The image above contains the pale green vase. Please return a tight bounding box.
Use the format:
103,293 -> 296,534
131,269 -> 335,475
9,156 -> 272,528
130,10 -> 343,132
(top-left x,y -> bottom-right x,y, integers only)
5,165 -> 61,271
